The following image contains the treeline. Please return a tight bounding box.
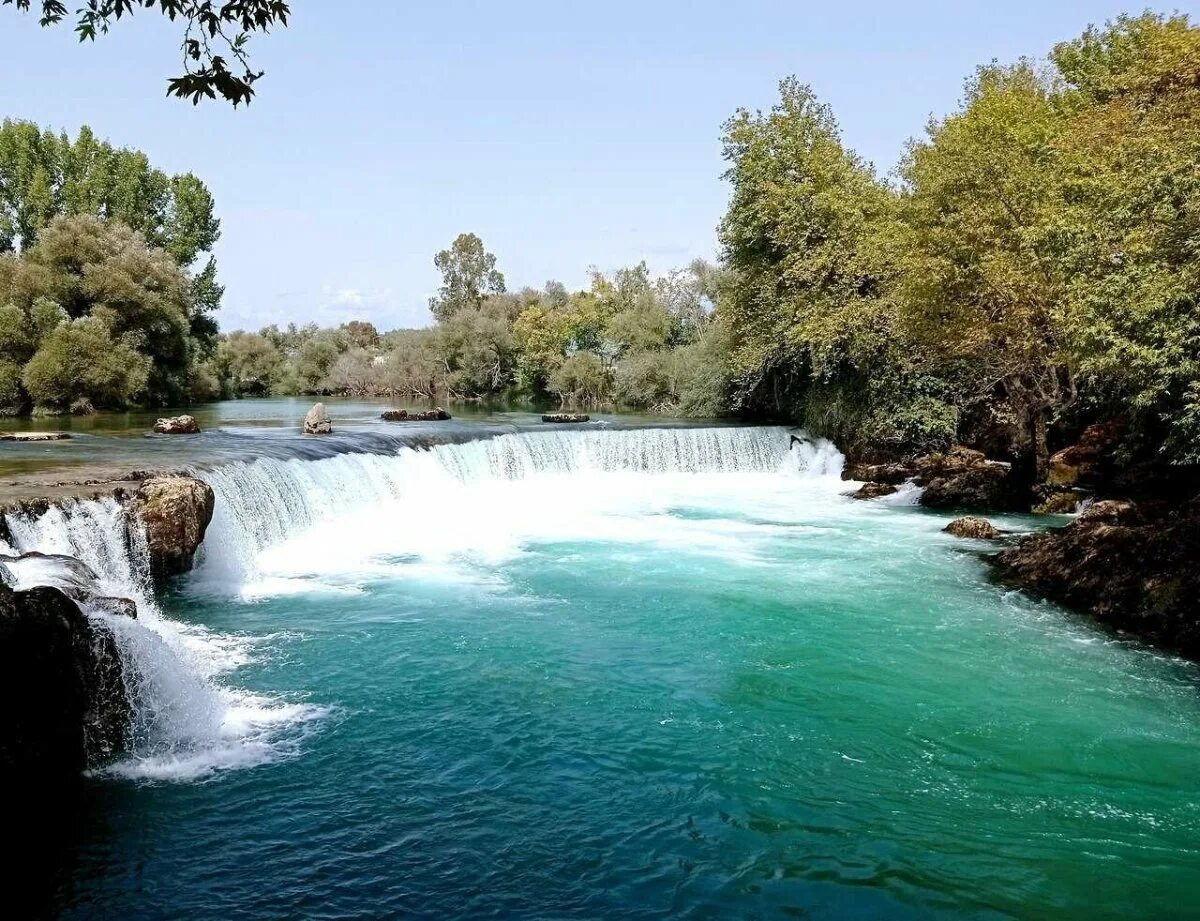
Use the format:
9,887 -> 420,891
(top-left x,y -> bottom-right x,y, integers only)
719,11 -> 1200,474
213,234 -> 731,414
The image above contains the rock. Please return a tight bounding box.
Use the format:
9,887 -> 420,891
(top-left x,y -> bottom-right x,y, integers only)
0,431 -> 71,441
850,482 -> 898,500
131,475 -> 215,577
841,462 -> 910,485
992,497 -> 1200,657
0,583 -> 131,776
89,596 -> 138,619
381,408 -> 451,422
542,413 -> 590,423
912,446 -> 1029,513
1047,421 -> 1122,488
303,402 -> 332,435
1034,491 -> 1081,515
944,516 -> 1001,539
152,414 -> 200,435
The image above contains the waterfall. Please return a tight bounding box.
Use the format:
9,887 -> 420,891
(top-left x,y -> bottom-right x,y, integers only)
1,498 -> 324,781
197,425 -> 842,593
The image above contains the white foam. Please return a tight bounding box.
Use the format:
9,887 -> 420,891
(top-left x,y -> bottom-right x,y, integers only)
2,498 -> 324,783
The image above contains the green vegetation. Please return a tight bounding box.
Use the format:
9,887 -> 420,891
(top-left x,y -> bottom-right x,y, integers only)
2,11 -> 1196,480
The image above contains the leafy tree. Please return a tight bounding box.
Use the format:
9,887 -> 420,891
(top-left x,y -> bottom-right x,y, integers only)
340,320 -> 380,350
216,330 -> 282,396
429,233 -> 506,322
3,1 -> 291,106
0,121 -> 220,264
437,302 -> 515,396
22,316 -> 149,409
548,351 -> 607,407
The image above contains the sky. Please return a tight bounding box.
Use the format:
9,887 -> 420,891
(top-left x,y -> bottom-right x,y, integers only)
2,1 -> 1194,331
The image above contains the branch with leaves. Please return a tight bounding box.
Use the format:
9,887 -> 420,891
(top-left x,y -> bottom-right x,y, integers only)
3,1 -> 290,106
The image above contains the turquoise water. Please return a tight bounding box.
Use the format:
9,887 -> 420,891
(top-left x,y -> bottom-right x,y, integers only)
6,427 -> 1199,919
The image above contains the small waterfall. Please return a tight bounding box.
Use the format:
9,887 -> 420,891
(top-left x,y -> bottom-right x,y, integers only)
2,498 -> 322,781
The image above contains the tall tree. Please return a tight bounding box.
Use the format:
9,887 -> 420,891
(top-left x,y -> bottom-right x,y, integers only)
429,233 -> 506,322
3,1 -> 290,106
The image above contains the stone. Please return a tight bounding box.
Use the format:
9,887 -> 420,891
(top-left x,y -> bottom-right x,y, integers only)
912,446 -> 1029,513
0,431 -> 71,441
381,408 -> 451,422
944,516 -> 1001,539
1047,421 -> 1123,488
850,482 -> 898,500
992,497 -> 1200,657
0,583 -> 131,776
303,402 -> 332,435
542,413 -> 590,423
131,475 -> 215,577
152,414 -> 200,435
1034,491 -> 1081,515
841,462 -> 910,485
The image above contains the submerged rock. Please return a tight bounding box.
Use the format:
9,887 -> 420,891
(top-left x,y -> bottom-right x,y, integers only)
152,414 -> 200,435
0,582 -> 131,776
303,402 -> 332,435
0,431 -> 71,441
1034,491 -> 1082,515
381,408 -> 451,422
850,482 -> 898,500
992,497 -> 1200,657
944,516 -> 1000,539
841,462 -> 910,485
543,413 -> 590,423
131,475 -> 215,577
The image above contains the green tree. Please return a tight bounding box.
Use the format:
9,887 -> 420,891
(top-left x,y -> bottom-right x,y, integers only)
429,233 -> 506,322
0,121 -> 220,265
22,316 -> 149,409
3,1 -> 291,106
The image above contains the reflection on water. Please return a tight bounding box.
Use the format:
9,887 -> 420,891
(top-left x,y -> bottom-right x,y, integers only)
1,397 -> 723,481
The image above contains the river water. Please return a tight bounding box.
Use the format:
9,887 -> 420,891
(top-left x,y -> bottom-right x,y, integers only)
2,419 -> 1198,919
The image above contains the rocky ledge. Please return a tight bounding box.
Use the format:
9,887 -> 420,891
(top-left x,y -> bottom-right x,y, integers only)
992,498 -> 1200,657
845,445 -> 1030,512
543,412 -> 590,423
0,582 -> 131,777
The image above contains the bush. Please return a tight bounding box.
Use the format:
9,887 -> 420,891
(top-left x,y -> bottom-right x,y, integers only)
22,317 -> 150,410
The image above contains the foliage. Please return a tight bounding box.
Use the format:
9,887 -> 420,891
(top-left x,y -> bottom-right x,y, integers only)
22,316 -> 149,408
429,233 -> 506,322
0,121 -> 220,264
3,1 -> 290,106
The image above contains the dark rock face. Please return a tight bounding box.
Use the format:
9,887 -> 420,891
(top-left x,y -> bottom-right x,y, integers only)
850,482 -> 898,500
381,408 -> 451,422
913,447 -> 1029,513
842,462 -> 910,485
1047,421 -> 1122,489
944,516 -> 1001,539
303,402 -> 332,434
992,498 -> 1200,657
152,414 -> 200,435
0,583 -> 131,776
131,475 -> 215,577
0,552 -> 137,617
543,413 -> 590,423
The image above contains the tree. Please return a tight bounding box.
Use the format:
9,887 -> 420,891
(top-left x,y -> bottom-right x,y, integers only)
215,330 -> 282,396
22,316 -> 149,409
429,233 -> 506,322
0,121 -> 220,265
3,1 -> 291,106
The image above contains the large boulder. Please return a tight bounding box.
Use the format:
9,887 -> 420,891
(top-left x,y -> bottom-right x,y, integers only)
152,414 -> 200,435
542,413 -> 590,423
944,516 -> 1001,539
1047,421 -> 1122,489
992,497 -> 1200,657
914,446 -> 1029,512
303,402 -> 332,435
0,583 -> 131,776
0,551 -> 137,617
850,482 -> 898,500
131,475 -> 215,577
841,462 -> 910,485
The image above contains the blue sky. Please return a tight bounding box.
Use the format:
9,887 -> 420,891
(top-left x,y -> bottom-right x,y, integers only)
2,1 -> 1191,331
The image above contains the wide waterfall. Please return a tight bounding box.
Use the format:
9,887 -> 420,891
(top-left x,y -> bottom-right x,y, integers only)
197,426 -> 843,595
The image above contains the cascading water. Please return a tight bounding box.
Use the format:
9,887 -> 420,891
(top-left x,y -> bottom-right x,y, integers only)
197,426 -> 844,596
1,497 -> 324,781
